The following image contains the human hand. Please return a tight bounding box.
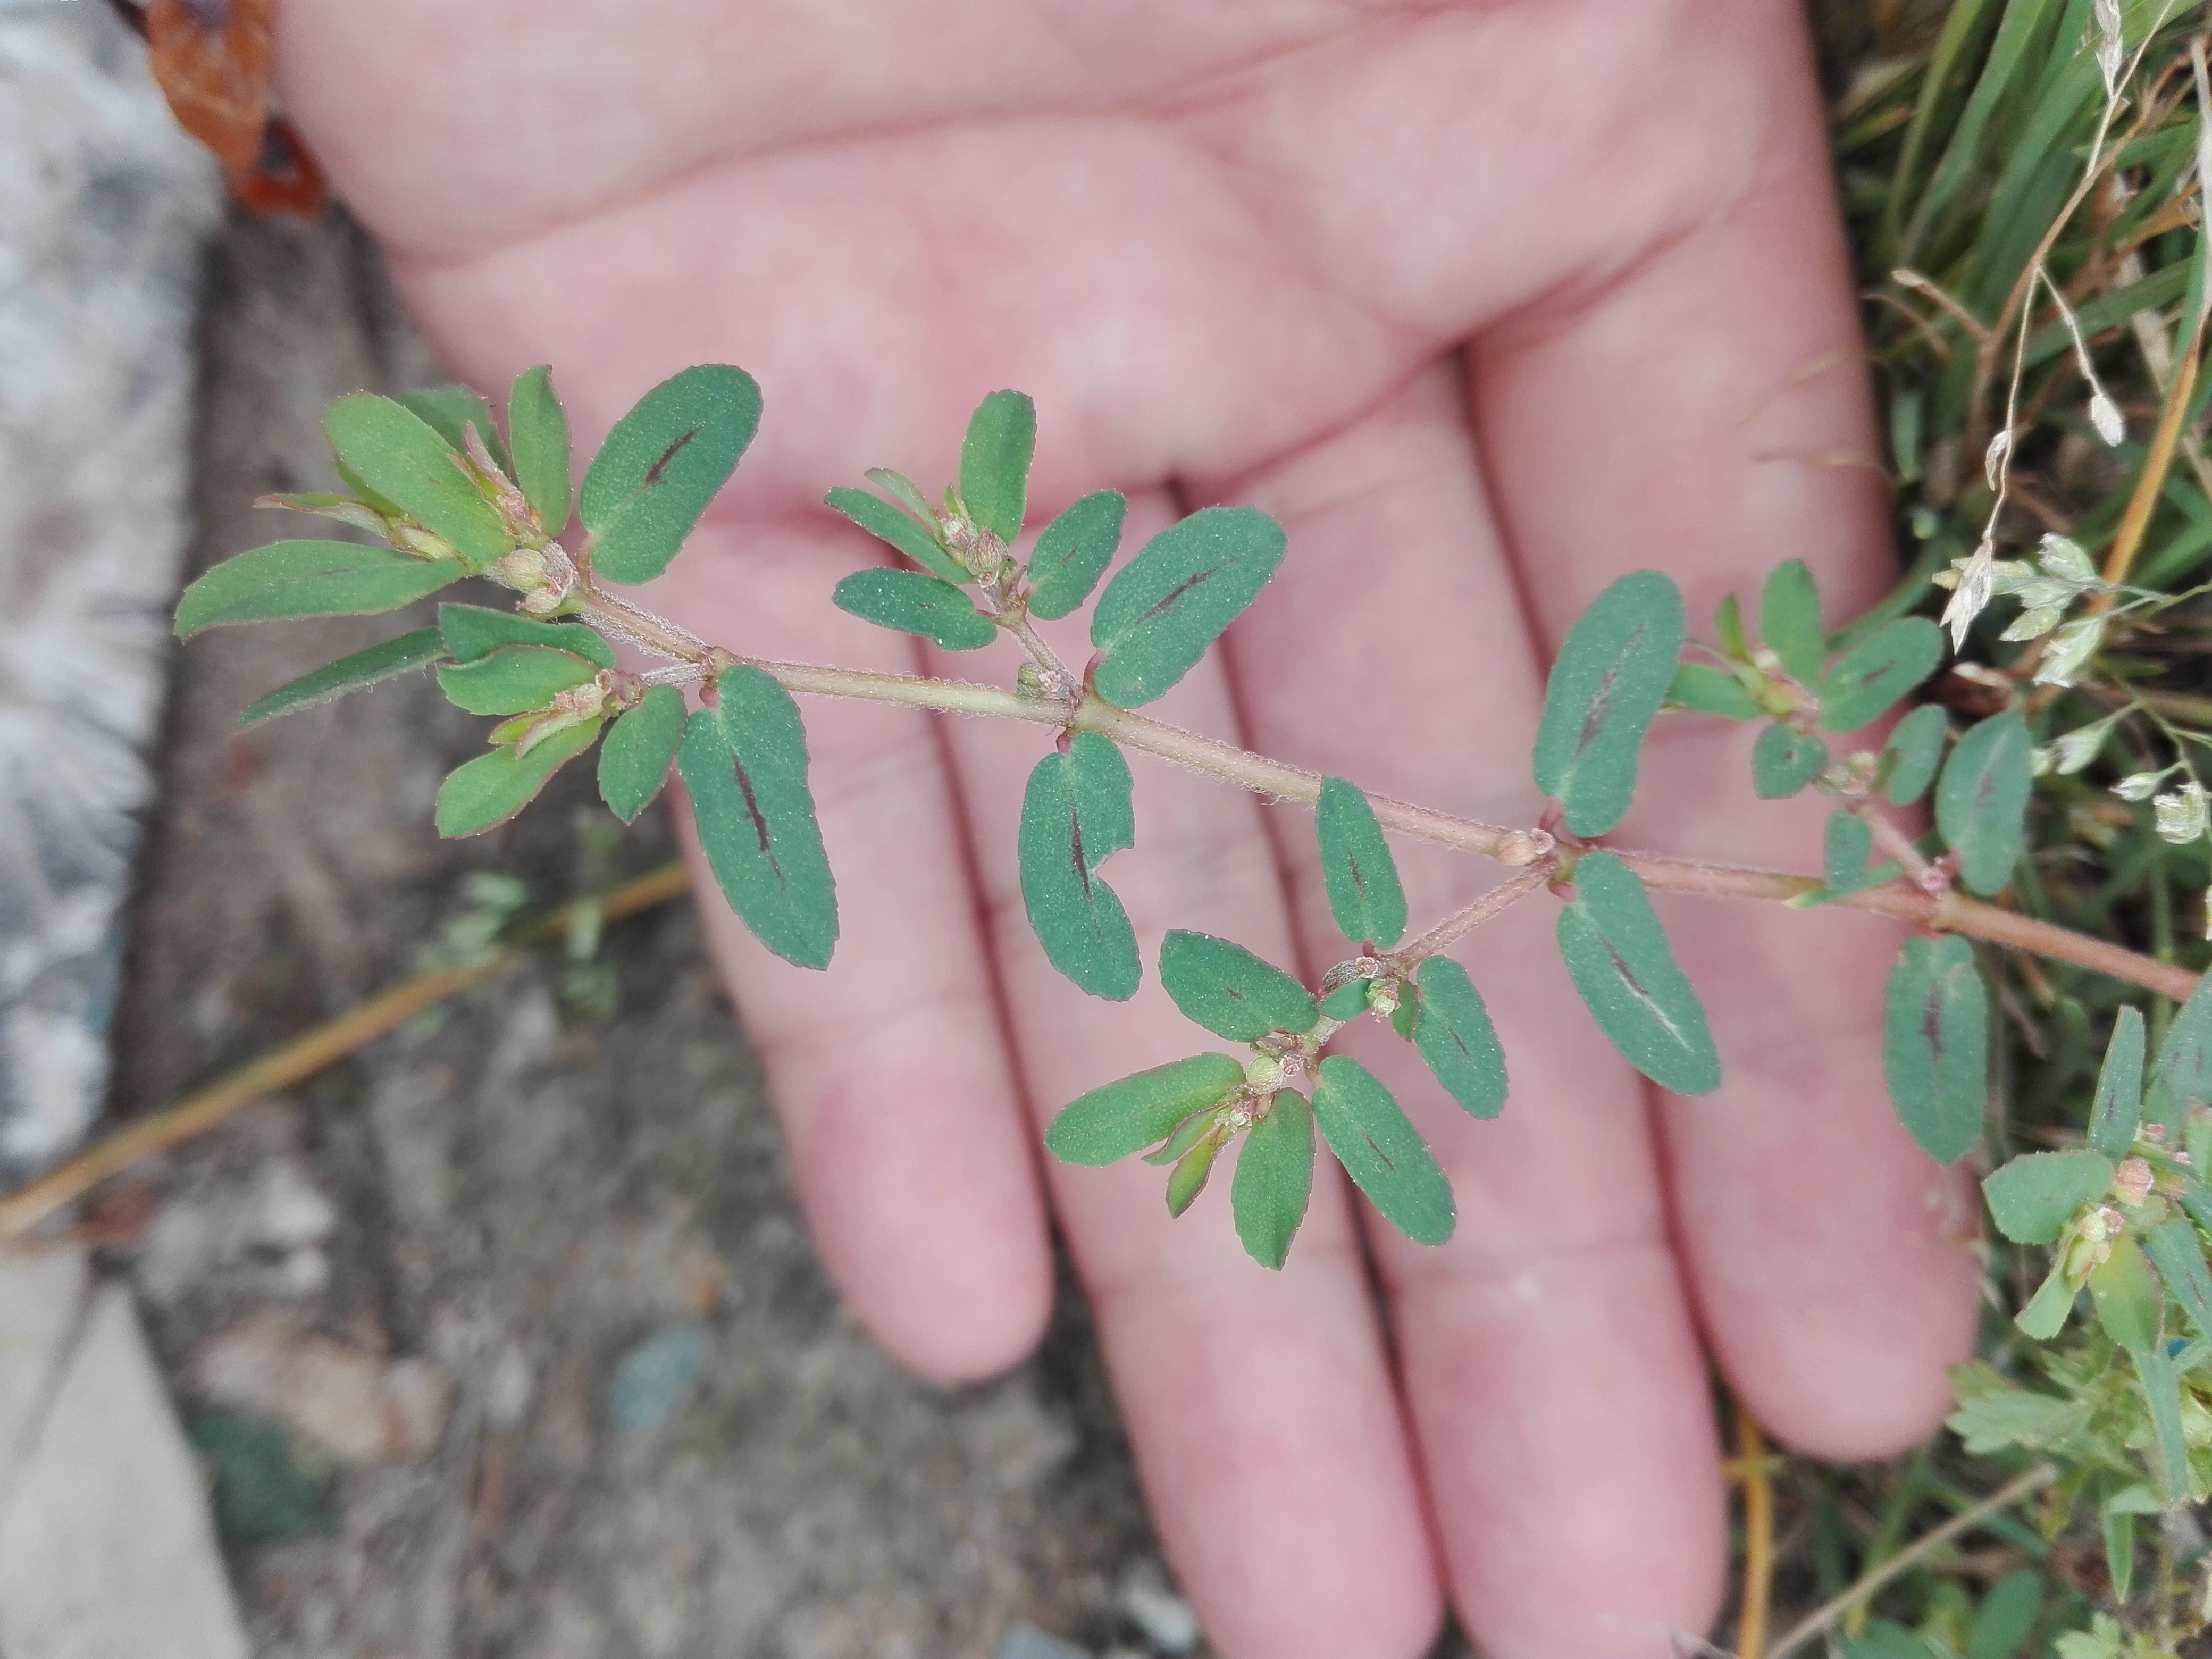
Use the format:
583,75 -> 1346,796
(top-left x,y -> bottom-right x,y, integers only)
278,4 -> 1979,1653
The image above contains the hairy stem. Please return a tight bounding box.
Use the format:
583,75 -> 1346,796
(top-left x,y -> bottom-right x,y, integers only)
1387,865 -> 1557,969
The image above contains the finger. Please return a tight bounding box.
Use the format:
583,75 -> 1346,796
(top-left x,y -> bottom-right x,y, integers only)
1467,9 -> 1978,1459
935,489 -> 1443,1659
1217,368 -> 1727,1657
654,516 -> 1055,1385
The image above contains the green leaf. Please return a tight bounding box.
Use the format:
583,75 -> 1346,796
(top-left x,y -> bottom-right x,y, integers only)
1882,703 -> 1950,804
397,384 -> 510,476
436,603 -> 614,669
598,685 -> 686,824
1531,571 -> 1686,836
2101,1507 -> 2135,1602
507,365 -> 572,532
1947,1375 -> 2082,1454
1025,490 -> 1126,620
1826,811 -> 1873,890
2132,1339 -> 2192,1502
2155,968 -> 2212,1111
2088,1235 -> 2161,1353
434,717 -> 602,837
186,1410 -> 337,1548
2089,1007 -> 2146,1159
254,490 -> 391,538
1159,932 -> 1317,1042
866,468 -> 935,523
2015,1256 -> 2075,1339
679,665 -> 840,969
1045,1054 -> 1246,1166
825,487 -> 969,586
175,540 -> 464,636
832,568 -> 996,650
1089,506 -> 1286,706
1759,558 -> 1825,682
2145,1220 -> 2212,1346
437,645 -> 599,716
1144,1105 -> 1225,1168
1412,957 -> 1506,1120
1751,723 -> 1829,798
1317,979 -> 1370,1020
1963,1571 -> 2042,1659
958,390 -> 1035,544
1936,711 -> 2033,896
1018,735 -> 1140,1000
1556,851 -> 1721,1095
1818,617 -> 1943,731
579,365 -> 761,585
1882,934 -> 1987,1164
1315,777 -> 1406,949
325,394 -> 512,568
1666,662 -> 1761,719
238,627 -> 447,727
1981,1150 -> 2113,1243
1714,591 -> 1750,661
1233,1092 -> 1315,1269
1167,1127 -> 1233,1217
1311,1055 -> 1455,1245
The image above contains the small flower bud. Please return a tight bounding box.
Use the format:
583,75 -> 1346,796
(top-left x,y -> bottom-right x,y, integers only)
1244,1054 -> 1283,1093
2113,1158 -> 2154,1206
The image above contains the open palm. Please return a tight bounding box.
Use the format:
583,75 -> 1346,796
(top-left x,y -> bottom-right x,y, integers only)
281,3 -> 1980,1653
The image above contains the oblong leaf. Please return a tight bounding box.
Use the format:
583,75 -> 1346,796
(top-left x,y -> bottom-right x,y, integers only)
1159,931 -> 1317,1041
239,627 -> 447,727
825,487 -> 968,585
1025,490 -> 1126,619
1818,617 -> 1942,731
832,568 -> 996,650
598,685 -> 686,824
1825,811 -> 1873,891
1315,777 -> 1406,949
2088,1235 -> 2161,1354
1981,1150 -> 2113,1243
678,665 -> 839,969
507,365 -> 572,532
2145,1220 -> 2212,1347
1412,957 -> 1506,1119
1045,1054 -> 1245,1166
2089,1006 -> 2146,1159
1751,723 -> 1828,798
1233,1092 -> 1315,1269
1882,933 -> 1987,1164
1089,506 -> 1286,706
580,365 -> 762,584
2015,1256 -> 2075,1340
1317,979 -> 1369,1021
1964,1571 -> 2042,1659
2132,1340 -> 2191,1501
437,602 -> 613,669
175,540 -> 463,636
1166,1129 -> 1228,1217
1018,742 -> 1139,1000
1531,570 -> 1686,836
1759,558 -> 1825,682
1882,703 -> 1949,804
1666,662 -> 1761,720
1936,711 -> 2032,896
2155,967 -> 2212,1111
325,395 -> 512,568
958,390 -> 1035,543
434,718 -> 602,837
398,384 -> 510,476
1555,851 -> 1720,1095
1312,1057 -> 1454,1245
437,644 -> 599,715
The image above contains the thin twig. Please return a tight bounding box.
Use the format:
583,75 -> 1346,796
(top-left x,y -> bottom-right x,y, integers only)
1735,1409 -> 1776,1659
1386,864 -> 1556,969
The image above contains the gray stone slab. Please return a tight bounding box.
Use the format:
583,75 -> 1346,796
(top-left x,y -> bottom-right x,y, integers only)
0,1243 -> 85,1494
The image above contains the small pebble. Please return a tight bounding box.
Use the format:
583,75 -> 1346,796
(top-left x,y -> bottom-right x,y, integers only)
1118,1560 -> 1200,1653
607,1322 -> 709,1434
998,1624 -> 1092,1659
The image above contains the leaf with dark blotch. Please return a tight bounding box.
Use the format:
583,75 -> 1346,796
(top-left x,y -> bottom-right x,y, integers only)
1531,571 -> 1686,836
1018,739 -> 1139,999
435,718 -> 602,838
1166,1128 -> 1229,1217
1089,506 -> 1286,706
1233,1092 -> 1315,1269
507,365 -> 572,533
580,366 -> 762,585
2146,1220 -> 2212,1346
2155,967 -> 2212,1111
1315,777 -> 1407,949
1159,931 -> 1317,1042
1981,1150 -> 2113,1243
437,603 -> 614,668
1311,1056 -> 1454,1245
399,384 -> 510,476
2089,1006 -> 2145,1159
1026,490 -> 1127,620
958,391 -> 1035,544
1882,933 -> 1987,1164
2088,1235 -> 2161,1354
1412,957 -> 1506,1119
1758,559 -> 1825,682
1666,662 -> 1761,720
832,569 -> 997,650
824,488 -> 969,586
1045,1054 -> 1246,1166
1751,723 -> 1828,798
239,627 -> 447,727
679,666 -> 839,969
1817,617 -> 1942,731
1881,703 -> 1949,804
1935,711 -> 2032,896
437,645 -> 599,716
1555,851 -> 1720,1095
1068,731 -> 1135,862
598,686 -> 686,824
324,395 -> 512,568
175,540 -> 464,636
